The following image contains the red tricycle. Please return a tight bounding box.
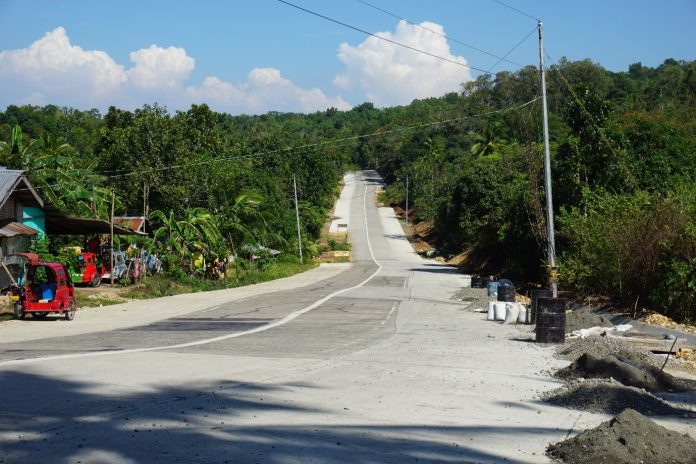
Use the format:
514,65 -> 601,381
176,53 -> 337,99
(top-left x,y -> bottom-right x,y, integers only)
2,253 -> 77,320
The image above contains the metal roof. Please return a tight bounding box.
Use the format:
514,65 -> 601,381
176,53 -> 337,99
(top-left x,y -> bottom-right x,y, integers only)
113,216 -> 147,233
0,168 -> 43,210
44,213 -> 148,236
0,221 -> 40,238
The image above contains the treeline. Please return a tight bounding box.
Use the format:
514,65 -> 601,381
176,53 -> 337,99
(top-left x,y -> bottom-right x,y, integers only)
1,57 -> 694,319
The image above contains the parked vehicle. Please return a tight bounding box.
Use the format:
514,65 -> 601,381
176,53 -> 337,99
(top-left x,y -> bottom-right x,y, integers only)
69,252 -> 102,287
101,251 -> 128,281
1,253 -> 76,320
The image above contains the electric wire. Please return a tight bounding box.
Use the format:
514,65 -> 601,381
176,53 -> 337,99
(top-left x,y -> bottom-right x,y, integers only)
491,0 -> 538,21
486,24 -> 538,73
276,0 -> 492,74
354,0 -> 525,68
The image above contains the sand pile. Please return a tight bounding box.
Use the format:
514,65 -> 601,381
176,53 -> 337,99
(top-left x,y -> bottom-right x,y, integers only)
451,287 -> 489,311
547,408 -> 696,464
541,378 -> 687,416
565,309 -> 613,333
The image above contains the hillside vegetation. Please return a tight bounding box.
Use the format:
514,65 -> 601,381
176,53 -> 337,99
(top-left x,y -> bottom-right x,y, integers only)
1,58 -> 694,321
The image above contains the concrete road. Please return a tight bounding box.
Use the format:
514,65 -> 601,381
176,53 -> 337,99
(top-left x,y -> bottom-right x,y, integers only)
0,171 -> 641,463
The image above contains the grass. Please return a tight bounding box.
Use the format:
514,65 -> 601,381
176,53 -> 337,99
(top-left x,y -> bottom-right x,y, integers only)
122,260 -> 318,300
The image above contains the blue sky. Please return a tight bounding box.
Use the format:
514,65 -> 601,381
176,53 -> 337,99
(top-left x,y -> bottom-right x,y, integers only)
1,0 -> 694,114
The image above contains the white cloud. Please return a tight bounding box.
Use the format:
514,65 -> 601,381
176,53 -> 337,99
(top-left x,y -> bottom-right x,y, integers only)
186,68 -> 350,114
0,27 -> 350,114
0,27 -> 126,107
127,45 -> 195,90
334,20 -> 472,107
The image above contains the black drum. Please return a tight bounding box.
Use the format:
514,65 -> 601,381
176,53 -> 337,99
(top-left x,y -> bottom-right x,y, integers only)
530,289 -> 552,324
535,297 -> 567,344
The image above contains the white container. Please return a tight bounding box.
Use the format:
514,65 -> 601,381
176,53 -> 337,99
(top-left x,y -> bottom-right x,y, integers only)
494,302 -> 507,321
517,305 -> 528,324
487,302 -> 496,321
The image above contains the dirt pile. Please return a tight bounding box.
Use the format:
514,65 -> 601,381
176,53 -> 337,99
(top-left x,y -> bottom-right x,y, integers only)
451,287 -> 489,311
547,408 -> 696,464
541,378 -> 687,416
565,309 -> 613,333
556,352 -> 692,392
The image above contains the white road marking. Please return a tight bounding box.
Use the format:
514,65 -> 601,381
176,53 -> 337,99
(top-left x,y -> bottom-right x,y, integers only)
1,172 -> 383,367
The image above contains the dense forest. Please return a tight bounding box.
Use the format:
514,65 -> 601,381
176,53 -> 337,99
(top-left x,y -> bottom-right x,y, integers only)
1,58 -> 694,320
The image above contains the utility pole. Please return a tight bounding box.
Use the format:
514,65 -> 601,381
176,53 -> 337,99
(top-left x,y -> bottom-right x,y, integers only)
293,174 -> 303,264
538,20 -> 558,298
110,191 -> 115,287
405,175 -> 409,222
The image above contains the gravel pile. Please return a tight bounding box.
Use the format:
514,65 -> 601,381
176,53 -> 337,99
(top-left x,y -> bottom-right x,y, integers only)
540,378 -> 690,416
556,336 -> 661,368
547,408 -> 696,464
451,287 -> 489,311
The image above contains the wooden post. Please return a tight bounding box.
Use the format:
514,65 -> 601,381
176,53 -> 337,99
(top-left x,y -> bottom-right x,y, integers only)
110,192 -> 115,287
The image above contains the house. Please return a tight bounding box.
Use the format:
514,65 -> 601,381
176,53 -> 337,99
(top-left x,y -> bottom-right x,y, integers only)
0,168 -> 44,258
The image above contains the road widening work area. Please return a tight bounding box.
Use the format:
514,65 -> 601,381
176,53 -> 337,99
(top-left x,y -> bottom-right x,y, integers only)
0,171 -> 694,464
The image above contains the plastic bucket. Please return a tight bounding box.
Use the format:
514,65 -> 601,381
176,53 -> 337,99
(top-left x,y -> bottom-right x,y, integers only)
487,281 -> 499,298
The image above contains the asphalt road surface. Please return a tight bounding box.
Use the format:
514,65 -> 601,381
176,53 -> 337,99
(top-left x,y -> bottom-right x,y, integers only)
0,171 -> 663,464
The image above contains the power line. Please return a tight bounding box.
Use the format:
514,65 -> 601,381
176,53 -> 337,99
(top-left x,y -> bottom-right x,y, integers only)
486,24 -> 538,73
276,0 -> 492,75
491,0 -> 538,21
111,97 -> 540,178
354,0 -> 525,68
25,97 -> 536,184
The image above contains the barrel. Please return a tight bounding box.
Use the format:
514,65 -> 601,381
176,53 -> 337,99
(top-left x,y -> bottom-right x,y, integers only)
471,277 -> 482,288
530,289 -> 552,324
535,297 -> 567,344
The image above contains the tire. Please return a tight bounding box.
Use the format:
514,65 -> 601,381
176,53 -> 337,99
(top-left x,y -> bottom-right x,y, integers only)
13,303 -> 25,320
32,312 -> 49,320
64,298 -> 76,321
90,273 -> 101,288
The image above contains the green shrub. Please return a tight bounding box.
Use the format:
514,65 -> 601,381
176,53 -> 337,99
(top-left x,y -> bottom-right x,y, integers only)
558,188 -> 696,321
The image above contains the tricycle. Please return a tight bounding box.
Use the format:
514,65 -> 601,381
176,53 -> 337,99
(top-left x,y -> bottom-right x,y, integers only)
68,251 -> 102,287
2,253 -> 76,320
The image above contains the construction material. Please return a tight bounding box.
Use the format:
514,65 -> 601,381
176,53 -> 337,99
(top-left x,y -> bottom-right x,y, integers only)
487,302 -> 495,321
565,309 -> 613,333
541,378 -> 686,416
503,303 -> 519,324
547,408 -> 696,464
497,279 -> 515,302
494,302 -> 506,321
517,305 -> 528,324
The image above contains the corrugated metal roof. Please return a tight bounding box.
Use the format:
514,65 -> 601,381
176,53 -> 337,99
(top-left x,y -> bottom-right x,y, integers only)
0,167 -> 43,209
113,216 -> 146,233
0,221 -> 39,238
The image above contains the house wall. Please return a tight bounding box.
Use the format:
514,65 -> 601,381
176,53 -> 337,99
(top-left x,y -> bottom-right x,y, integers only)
0,198 -> 15,221
22,206 -> 45,236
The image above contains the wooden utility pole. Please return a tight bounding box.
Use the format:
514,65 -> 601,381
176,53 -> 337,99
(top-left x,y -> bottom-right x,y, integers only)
110,192 -> 115,287
538,20 -> 558,298
293,174 -> 303,264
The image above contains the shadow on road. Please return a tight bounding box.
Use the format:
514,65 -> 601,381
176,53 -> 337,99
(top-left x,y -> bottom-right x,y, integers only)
0,370 -> 560,463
